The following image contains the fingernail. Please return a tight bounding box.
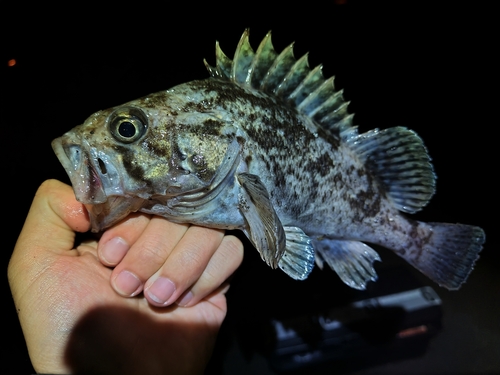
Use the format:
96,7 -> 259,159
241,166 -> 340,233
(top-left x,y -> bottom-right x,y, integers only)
177,291 -> 193,307
113,270 -> 142,297
101,237 -> 129,265
146,277 -> 176,305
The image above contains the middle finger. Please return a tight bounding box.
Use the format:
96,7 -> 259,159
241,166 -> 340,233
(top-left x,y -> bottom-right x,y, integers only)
110,217 -> 189,297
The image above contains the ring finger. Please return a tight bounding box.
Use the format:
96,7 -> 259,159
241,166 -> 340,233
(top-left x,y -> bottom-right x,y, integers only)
176,234 -> 243,307
144,226 -> 225,307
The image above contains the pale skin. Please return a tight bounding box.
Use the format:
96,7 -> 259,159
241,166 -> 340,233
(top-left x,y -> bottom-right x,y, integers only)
8,179 -> 244,374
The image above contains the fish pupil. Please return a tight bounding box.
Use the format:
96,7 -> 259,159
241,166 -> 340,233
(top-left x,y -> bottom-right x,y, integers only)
118,121 -> 136,138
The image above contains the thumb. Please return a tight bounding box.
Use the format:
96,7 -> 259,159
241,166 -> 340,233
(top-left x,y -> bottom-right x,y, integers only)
8,180 -> 92,374
9,179 -> 90,280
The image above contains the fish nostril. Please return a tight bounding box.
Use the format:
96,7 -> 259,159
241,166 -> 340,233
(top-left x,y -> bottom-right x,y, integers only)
98,158 -> 107,174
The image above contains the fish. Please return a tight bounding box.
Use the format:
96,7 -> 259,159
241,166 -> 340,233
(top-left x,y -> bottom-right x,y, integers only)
52,29 -> 485,290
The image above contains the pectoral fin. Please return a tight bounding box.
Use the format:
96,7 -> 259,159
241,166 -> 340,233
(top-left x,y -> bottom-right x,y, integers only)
237,172 -> 285,268
278,226 -> 315,280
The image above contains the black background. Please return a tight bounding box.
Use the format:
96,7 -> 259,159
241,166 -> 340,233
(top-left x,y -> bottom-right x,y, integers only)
3,2 -> 498,374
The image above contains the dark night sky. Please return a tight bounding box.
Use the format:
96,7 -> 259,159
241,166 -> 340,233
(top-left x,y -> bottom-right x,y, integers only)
2,3 -> 497,374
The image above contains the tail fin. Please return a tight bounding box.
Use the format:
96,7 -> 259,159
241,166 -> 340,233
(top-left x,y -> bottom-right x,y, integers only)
404,223 -> 485,290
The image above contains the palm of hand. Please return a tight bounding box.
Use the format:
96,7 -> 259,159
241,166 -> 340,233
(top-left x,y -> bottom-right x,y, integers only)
9,180 -> 229,375
13,239 -> 225,375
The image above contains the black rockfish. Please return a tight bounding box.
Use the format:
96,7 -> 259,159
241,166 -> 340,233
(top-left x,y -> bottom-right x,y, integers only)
52,30 -> 485,290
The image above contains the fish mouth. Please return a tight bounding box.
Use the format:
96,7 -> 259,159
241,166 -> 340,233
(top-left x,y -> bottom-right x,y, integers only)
52,135 -> 112,204
52,132 -> 144,232
52,136 -> 109,204
84,195 -> 146,233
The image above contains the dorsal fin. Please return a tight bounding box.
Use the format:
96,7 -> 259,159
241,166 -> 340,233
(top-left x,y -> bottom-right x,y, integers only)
204,30 -> 437,214
346,126 -> 436,213
203,29 -> 355,138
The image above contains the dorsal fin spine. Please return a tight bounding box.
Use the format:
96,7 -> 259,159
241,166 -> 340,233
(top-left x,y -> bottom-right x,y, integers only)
203,59 -> 218,77
290,64 -> 325,106
250,31 -> 276,88
232,30 -> 255,84
205,29 -> 354,137
297,76 -> 336,116
275,53 -> 310,97
260,43 -> 295,92
214,41 -> 232,78
312,89 -> 345,121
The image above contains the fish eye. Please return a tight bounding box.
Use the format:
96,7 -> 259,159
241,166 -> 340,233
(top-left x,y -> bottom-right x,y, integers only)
109,107 -> 148,143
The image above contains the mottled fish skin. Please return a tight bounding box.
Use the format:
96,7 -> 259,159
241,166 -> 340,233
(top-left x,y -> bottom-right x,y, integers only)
52,30 -> 485,291
172,79 -> 385,239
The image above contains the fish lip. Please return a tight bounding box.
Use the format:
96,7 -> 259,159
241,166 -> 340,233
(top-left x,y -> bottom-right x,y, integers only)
85,195 -> 146,233
51,135 -> 108,204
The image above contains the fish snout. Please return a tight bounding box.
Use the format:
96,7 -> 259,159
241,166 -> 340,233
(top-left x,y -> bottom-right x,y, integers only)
51,136 -> 108,204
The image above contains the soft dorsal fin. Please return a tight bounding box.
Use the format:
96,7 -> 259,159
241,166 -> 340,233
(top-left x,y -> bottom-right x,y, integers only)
346,126 -> 436,213
204,29 -> 355,137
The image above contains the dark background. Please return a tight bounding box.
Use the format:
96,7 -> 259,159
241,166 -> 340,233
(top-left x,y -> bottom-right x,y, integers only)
3,2 -> 498,374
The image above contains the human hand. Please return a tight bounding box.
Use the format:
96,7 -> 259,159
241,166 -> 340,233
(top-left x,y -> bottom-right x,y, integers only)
96,197 -> 241,308
8,179 -> 244,374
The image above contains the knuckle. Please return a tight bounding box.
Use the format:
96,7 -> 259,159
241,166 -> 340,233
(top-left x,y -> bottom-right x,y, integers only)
176,245 -> 207,269
140,237 -> 170,260
222,235 -> 244,260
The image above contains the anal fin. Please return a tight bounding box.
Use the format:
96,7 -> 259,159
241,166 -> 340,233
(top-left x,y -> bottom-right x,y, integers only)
313,238 -> 381,290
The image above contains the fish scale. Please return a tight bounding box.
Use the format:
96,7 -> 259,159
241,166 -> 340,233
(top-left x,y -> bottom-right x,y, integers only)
52,29 -> 485,290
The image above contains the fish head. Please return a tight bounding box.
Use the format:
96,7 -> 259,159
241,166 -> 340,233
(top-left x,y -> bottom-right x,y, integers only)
52,90 -> 234,232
